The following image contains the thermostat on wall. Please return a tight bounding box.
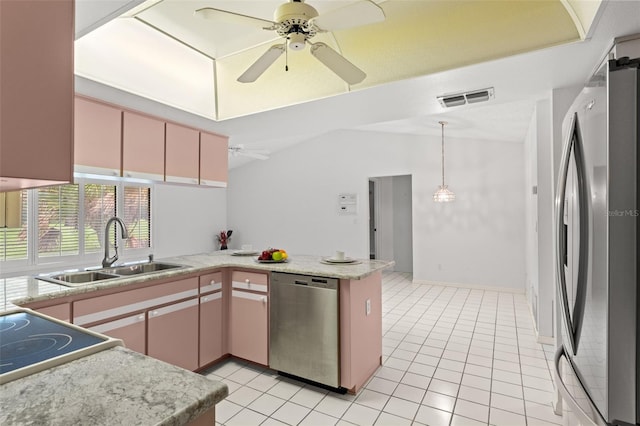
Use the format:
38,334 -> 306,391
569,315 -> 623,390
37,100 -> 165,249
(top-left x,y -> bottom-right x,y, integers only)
338,193 -> 357,215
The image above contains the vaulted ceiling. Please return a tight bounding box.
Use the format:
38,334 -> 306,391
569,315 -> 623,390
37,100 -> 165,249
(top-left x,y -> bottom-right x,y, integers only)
75,0 -> 600,121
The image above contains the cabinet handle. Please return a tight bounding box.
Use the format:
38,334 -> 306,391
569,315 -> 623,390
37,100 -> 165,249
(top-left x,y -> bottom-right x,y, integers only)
262,296 -> 267,304
137,314 -> 145,321
126,173 -> 132,178
150,310 -> 158,317
210,280 -> 216,286
203,297 -> 209,302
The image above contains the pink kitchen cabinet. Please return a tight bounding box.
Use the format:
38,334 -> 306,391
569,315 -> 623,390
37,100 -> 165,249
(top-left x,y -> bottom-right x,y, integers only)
89,313 -> 146,354
122,111 -> 165,181
199,132 -> 228,187
74,97 -> 122,176
148,298 -> 199,371
166,123 -> 200,185
229,271 -> 268,365
339,271 -> 383,393
199,271 -> 225,367
0,0 -> 74,191
36,302 -> 71,323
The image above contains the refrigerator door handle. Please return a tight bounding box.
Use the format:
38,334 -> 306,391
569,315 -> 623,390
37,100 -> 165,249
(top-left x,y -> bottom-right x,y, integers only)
554,346 -> 607,426
555,112 -> 590,355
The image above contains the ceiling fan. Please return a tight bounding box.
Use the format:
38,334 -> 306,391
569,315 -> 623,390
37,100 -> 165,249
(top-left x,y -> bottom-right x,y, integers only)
228,145 -> 270,160
195,0 -> 385,84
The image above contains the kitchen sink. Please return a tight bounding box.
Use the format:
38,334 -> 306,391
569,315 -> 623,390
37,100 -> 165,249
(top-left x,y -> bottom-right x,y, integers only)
36,262 -> 186,287
39,271 -> 120,287
103,262 -> 184,276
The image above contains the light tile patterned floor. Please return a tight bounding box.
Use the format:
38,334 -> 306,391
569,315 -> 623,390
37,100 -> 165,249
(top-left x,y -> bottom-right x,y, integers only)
205,272 -> 563,426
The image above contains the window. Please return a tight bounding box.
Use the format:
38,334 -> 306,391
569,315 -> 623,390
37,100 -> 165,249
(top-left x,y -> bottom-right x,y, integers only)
84,183 -> 117,253
0,178 -> 152,271
123,185 -> 151,249
0,191 -> 28,261
37,185 -> 79,257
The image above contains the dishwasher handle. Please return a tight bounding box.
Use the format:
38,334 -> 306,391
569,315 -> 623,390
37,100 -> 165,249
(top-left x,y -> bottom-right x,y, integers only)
294,280 -> 309,286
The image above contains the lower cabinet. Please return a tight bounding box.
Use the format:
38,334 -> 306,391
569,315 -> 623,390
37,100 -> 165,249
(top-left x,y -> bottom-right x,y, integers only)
89,313 -> 146,354
229,271 -> 269,365
35,302 -> 71,322
148,298 -> 199,371
72,277 -> 199,368
199,292 -> 223,367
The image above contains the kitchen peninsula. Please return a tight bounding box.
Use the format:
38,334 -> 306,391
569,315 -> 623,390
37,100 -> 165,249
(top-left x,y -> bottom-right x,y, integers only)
0,252 -> 393,424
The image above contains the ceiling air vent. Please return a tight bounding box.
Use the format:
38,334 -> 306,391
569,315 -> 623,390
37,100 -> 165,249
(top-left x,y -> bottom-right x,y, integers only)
437,87 -> 494,108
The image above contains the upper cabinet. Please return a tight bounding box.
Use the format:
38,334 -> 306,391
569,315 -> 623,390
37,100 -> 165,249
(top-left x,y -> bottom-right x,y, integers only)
122,111 -> 165,181
200,133 -> 228,187
165,123 -> 200,185
74,97 -> 122,176
0,0 -> 74,192
73,97 -> 228,187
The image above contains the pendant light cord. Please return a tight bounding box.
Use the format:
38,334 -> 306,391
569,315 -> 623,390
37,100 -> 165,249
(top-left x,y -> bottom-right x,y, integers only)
440,121 -> 447,187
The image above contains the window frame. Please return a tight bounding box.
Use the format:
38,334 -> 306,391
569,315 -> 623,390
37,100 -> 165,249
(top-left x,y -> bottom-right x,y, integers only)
0,176 -> 154,277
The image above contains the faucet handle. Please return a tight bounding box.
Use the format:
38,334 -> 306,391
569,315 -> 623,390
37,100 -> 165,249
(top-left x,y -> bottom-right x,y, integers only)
148,253 -> 154,262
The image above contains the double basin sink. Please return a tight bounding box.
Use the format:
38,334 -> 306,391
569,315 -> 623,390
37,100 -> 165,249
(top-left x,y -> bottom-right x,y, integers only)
36,262 -> 185,287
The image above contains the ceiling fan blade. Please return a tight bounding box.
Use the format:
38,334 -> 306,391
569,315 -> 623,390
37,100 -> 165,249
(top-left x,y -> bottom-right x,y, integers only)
237,44 -> 286,83
309,42 -> 366,85
194,7 -> 276,28
311,0 -> 385,31
240,151 -> 270,160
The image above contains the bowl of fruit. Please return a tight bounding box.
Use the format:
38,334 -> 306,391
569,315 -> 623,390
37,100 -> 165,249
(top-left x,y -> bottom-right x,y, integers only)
256,248 -> 288,263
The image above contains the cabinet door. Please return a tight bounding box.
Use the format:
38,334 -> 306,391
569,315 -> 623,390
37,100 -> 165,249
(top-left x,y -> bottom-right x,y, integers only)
166,123 -> 200,184
148,298 -> 199,371
37,303 -> 71,323
230,290 -> 268,365
90,313 -> 146,354
0,0 -> 73,191
74,97 -> 122,176
199,292 -> 223,367
200,132 -> 228,187
122,111 -> 165,181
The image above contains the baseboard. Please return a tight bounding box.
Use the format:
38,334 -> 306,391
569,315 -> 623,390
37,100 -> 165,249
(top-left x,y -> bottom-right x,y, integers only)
412,279 -> 525,294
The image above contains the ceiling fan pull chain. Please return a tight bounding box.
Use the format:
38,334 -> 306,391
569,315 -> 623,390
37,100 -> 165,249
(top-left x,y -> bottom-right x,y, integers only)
285,39 -> 289,72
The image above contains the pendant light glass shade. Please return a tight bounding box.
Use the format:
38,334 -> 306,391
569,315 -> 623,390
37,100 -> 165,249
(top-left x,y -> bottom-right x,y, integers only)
433,121 -> 455,202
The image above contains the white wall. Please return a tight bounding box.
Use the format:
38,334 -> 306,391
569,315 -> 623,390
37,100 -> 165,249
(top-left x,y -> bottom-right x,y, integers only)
228,129 -> 526,290
152,183 -> 227,258
392,175 -> 413,273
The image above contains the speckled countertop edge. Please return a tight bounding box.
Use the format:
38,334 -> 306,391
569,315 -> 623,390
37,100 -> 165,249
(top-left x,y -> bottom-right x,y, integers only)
2,252 -> 394,308
0,346 -> 228,426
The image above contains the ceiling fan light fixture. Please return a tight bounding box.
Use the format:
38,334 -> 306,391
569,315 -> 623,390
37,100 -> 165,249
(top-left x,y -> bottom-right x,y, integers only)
288,33 -> 306,50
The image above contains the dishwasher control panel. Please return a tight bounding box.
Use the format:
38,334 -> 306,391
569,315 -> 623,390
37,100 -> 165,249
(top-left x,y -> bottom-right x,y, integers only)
271,272 -> 338,290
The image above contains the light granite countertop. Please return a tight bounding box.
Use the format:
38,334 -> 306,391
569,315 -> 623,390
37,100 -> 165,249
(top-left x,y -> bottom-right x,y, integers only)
0,346 -> 228,426
1,251 -> 394,309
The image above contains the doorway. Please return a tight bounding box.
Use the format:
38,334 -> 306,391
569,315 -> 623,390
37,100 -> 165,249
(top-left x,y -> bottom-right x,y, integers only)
368,175 -> 413,273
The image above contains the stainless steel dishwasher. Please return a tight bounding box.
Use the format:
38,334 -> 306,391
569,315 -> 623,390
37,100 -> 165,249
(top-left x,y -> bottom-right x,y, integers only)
269,272 -> 340,389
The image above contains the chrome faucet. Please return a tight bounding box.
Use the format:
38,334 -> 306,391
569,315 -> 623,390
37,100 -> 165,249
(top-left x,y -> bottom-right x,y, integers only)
102,217 -> 129,268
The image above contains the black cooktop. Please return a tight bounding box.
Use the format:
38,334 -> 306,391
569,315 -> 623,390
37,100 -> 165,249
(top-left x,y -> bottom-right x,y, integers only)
0,311 -> 107,375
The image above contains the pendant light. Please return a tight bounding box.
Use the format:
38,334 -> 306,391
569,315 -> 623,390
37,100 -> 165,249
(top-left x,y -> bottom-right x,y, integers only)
433,121 -> 456,202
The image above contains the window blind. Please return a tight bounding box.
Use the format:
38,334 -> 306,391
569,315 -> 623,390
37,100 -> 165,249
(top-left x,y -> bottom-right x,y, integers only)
0,191 -> 28,261
83,183 -> 117,253
123,185 -> 151,249
37,185 -> 79,257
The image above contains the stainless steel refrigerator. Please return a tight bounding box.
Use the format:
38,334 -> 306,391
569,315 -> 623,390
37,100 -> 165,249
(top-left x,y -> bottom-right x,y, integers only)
554,54 -> 639,425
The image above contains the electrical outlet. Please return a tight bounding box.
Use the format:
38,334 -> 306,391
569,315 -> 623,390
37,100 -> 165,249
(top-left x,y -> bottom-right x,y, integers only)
366,299 -> 371,316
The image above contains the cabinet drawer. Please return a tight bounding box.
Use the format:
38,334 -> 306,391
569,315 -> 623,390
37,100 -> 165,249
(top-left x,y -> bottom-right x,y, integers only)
89,313 -> 146,354
74,277 -> 199,326
200,271 -> 223,294
231,271 -> 268,293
